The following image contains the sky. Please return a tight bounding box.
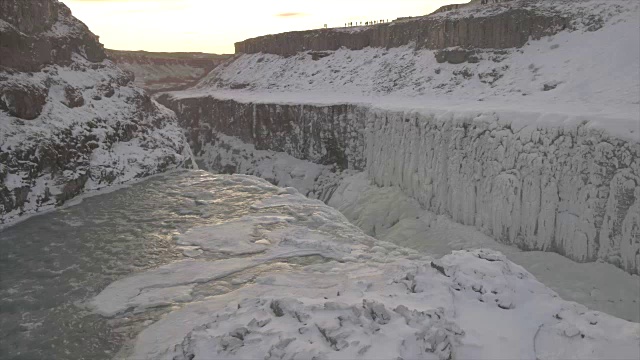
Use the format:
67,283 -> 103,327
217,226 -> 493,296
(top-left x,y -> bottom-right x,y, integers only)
61,0 -> 466,54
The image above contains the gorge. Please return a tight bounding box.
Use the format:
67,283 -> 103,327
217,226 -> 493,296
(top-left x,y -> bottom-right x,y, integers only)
1,0 -> 639,359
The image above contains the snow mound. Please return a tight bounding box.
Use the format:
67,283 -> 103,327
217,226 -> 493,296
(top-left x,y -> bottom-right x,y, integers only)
130,248 -> 640,360
88,181 -> 639,360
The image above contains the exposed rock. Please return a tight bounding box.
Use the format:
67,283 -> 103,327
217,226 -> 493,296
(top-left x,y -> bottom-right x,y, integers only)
235,5 -> 570,56
106,50 -> 231,93
158,95 -> 364,171
434,48 -> 480,64
0,82 -> 48,119
160,94 -> 640,275
0,0 -> 105,72
62,85 -> 84,108
0,0 -> 193,224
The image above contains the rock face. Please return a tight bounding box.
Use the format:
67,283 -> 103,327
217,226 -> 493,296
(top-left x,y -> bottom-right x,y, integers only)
160,94 -> 640,275
0,82 -> 48,120
158,96 -> 366,171
106,50 -> 231,93
161,0 -> 639,274
0,0 -> 105,72
432,0 -> 516,15
235,4 -> 570,56
0,0 -> 193,224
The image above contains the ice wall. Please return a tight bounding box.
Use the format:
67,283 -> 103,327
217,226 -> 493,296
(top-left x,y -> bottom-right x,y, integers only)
161,95 -> 640,274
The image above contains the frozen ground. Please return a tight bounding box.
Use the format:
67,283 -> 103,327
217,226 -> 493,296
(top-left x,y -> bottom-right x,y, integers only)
82,171 -> 640,360
116,62 -> 206,91
0,54 -> 194,225
197,137 -> 640,322
330,172 -> 640,323
179,0 -> 640,139
162,0 -> 640,277
2,170 -> 637,359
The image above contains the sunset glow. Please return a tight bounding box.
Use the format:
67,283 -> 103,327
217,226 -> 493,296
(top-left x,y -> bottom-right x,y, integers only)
61,0 -> 466,54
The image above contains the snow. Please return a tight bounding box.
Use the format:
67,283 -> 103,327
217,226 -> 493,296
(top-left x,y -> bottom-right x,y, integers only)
176,214 -> 296,255
175,0 -> 640,140
115,62 -> 206,91
0,57 -> 193,224
88,179 -> 639,360
196,137 -> 640,322
162,2 -> 639,278
170,87 -> 640,274
197,133 -> 357,201
329,172 -> 640,322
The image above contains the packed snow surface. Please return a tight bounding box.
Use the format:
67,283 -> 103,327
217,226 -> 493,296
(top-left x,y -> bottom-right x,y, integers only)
180,0 -> 640,139
86,172 -> 640,360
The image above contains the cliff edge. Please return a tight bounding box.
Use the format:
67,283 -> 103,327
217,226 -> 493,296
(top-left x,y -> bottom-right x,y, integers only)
0,0 -> 193,225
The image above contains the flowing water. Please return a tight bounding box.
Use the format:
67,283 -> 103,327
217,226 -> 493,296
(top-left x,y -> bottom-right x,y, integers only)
2,169 -> 638,359
0,170 -> 277,359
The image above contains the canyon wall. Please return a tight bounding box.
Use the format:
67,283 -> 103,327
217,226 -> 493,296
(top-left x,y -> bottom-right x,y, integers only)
0,0 -> 105,71
0,0 -> 192,224
235,8 -> 570,56
160,96 -> 367,170
160,95 -> 640,275
106,50 -> 231,93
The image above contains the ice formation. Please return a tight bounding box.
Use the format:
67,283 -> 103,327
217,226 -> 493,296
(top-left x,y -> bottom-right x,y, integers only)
160,0 -> 640,274
87,173 -> 640,360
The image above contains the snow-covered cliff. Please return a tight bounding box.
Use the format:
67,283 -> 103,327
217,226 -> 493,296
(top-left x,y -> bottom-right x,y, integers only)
87,171 -> 640,360
0,0 -> 193,225
234,0 -> 573,56
106,50 -> 230,93
161,0 -> 640,274
161,95 -> 640,275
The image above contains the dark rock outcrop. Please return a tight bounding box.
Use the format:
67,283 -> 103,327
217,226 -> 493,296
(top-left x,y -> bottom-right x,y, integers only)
235,6 -> 570,56
0,0 -> 192,224
62,85 -> 84,108
158,94 -> 365,171
434,48 -> 480,64
160,93 -> 640,275
0,0 -> 105,72
106,50 -> 231,93
0,82 -> 47,119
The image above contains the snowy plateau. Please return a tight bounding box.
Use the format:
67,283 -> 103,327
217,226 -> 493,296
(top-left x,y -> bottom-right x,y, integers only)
1,0 -> 640,359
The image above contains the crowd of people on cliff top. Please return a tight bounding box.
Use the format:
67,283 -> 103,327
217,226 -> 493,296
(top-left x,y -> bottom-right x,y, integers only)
344,19 -> 389,27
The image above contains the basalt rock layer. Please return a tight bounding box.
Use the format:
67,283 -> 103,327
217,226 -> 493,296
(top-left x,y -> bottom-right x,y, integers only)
0,0 -> 105,72
106,50 -> 231,93
160,94 -> 640,275
235,3 -> 571,56
0,0 -> 192,224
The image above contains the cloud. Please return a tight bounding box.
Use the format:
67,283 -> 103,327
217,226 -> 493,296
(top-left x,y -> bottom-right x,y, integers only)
275,12 -> 307,18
